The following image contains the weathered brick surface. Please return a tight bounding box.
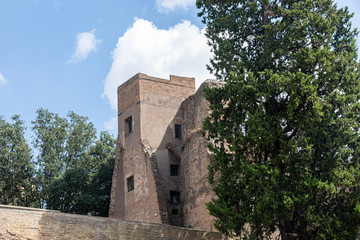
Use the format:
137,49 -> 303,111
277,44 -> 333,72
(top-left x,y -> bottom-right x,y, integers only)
180,80 -> 224,231
0,205 -> 225,240
110,142 -> 167,224
110,73 -> 196,227
117,74 -> 140,115
139,74 -> 195,98
110,74 -> 225,232
117,73 -> 194,117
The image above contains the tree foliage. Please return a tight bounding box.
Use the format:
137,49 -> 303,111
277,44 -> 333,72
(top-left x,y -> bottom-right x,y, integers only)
65,111 -> 96,171
0,115 -> 36,207
197,0 -> 360,239
47,167 -> 91,214
32,109 -> 69,207
47,131 -> 115,216
31,109 -> 115,216
31,109 -> 99,208
86,131 -> 116,216
0,108 -> 115,216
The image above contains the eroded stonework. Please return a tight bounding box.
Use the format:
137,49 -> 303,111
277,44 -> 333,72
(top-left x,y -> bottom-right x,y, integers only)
109,73 -> 222,231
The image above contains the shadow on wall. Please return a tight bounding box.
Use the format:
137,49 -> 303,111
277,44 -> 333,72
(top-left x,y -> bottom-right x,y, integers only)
150,80 -> 218,232
0,205 -> 224,240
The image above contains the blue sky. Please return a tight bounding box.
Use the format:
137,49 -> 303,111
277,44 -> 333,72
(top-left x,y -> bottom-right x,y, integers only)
0,0 -> 359,141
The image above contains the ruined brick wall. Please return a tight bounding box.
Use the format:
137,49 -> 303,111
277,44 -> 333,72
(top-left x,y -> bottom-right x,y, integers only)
138,73 -> 195,150
117,74 -> 141,116
139,74 -> 195,99
117,73 -> 195,117
0,205 -> 225,240
109,139 -> 167,224
109,134 -> 125,218
138,74 -> 194,226
125,144 -> 165,223
180,80 -> 224,231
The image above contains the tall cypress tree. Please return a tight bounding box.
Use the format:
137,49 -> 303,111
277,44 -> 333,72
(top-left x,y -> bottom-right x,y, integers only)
197,0 -> 360,239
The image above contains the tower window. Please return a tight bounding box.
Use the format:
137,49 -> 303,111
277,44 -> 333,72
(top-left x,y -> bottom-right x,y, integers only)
125,116 -> 133,135
170,164 -> 179,176
175,124 -> 182,139
127,176 -> 134,192
172,209 -> 178,215
170,191 -> 180,205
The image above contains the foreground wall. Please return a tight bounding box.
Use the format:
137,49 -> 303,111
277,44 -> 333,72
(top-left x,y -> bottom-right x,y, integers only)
0,205 -> 225,240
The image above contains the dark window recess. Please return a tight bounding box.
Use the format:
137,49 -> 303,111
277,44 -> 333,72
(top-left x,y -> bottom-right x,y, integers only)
172,209 -> 178,215
127,176 -> 134,192
175,124 -> 182,139
170,164 -> 179,176
125,116 -> 133,134
170,191 -> 180,205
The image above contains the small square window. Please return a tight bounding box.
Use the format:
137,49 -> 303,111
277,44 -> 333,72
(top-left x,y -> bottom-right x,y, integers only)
125,116 -> 133,135
172,209 -> 178,215
170,191 -> 180,205
175,124 -> 181,139
127,176 -> 134,192
170,164 -> 179,176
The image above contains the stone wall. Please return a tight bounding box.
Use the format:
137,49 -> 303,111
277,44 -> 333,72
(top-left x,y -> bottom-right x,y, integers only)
0,205 -> 225,240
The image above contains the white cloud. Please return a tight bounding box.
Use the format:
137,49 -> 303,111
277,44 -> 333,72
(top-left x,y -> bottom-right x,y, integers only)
104,117 -> 117,132
103,18 -> 213,110
68,29 -> 101,63
0,73 -> 7,85
156,0 -> 195,12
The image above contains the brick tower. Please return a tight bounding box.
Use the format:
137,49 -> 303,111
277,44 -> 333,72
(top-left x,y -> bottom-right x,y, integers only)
109,73 -> 195,226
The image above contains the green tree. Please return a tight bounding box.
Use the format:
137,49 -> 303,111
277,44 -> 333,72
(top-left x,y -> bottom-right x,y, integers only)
47,131 -> 115,216
32,109 -> 68,208
32,109 -> 97,208
0,115 -> 36,207
64,111 -> 96,170
87,131 -> 116,216
47,167 -> 92,214
197,0 -> 360,239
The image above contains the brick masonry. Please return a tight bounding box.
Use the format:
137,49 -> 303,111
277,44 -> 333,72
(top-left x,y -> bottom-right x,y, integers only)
110,73 -> 197,227
109,73 -> 224,232
180,80 -> 224,231
0,205 -> 225,240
